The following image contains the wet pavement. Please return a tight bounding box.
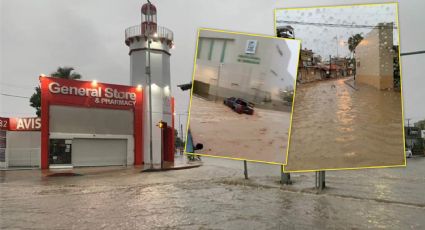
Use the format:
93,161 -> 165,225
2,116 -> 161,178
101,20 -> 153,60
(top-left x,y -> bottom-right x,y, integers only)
1,156 -> 424,229
286,77 -> 405,171
189,96 -> 290,164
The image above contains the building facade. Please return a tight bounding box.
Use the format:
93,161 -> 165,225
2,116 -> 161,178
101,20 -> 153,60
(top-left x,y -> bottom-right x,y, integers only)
1,77 -> 176,169
355,23 -> 395,90
193,30 -> 300,111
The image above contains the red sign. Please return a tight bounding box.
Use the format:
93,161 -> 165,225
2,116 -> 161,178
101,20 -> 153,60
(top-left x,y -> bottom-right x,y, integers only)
40,77 -> 142,110
9,117 -> 41,131
0,117 -> 9,130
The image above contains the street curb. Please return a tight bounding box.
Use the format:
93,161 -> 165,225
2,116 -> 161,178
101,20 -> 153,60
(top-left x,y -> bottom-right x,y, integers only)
141,163 -> 202,172
344,79 -> 359,91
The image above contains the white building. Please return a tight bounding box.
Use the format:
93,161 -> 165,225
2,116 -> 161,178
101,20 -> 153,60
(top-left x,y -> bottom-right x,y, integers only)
194,29 -> 300,110
355,23 -> 395,90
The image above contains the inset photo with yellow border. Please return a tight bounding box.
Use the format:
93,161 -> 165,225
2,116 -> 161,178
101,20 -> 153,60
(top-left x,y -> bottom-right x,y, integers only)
275,3 -> 406,172
185,28 -> 301,165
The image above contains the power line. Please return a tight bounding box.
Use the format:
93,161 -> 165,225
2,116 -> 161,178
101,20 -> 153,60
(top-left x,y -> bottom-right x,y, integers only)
401,50 -> 425,56
0,83 -> 36,90
277,20 -> 397,29
0,93 -> 30,99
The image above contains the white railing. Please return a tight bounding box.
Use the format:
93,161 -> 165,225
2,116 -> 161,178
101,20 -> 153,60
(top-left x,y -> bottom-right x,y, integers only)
125,24 -> 173,42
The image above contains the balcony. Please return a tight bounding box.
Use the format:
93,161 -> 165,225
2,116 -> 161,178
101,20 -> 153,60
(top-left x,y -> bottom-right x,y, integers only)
125,24 -> 173,46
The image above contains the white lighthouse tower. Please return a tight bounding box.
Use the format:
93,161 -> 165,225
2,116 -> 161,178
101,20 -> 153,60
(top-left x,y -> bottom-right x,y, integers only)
125,1 -> 174,166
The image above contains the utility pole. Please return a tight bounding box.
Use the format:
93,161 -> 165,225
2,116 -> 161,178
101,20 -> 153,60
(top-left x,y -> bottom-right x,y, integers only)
335,35 -> 339,58
329,55 -> 332,77
215,63 -> 223,102
146,0 -> 154,169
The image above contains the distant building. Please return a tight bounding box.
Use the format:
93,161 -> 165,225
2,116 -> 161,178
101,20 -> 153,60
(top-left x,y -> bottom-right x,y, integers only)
320,63 -> 342,78
355,22 -> 395,90
405,126 -> 424,155
313,55 -> 322,65
297,49 -> 324,83
331,57 -> 352,76
415,120 -> 425,130
299,48 -> 314,67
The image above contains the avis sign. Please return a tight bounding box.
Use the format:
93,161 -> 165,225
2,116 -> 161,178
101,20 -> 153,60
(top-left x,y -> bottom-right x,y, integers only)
9,117 -> 41,131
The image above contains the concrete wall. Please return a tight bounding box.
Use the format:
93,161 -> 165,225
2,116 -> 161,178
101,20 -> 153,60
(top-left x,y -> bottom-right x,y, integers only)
6,131 -> 41,167
356,23 -> 394,89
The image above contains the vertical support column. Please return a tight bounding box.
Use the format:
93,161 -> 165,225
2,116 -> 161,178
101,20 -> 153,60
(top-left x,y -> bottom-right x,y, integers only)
40,77 -> 49,169
315,171 -> 326,191
243,160 -> 248,179
171,97 -> 175,161
134,89 -> 144,165
319,171 -> 326,190
160,124 -> 165,169
281,165 -> 292,185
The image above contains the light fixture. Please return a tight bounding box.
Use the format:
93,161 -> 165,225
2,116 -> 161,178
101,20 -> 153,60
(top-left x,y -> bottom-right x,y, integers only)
163,85 -> 170,96
91,80 -> 98,87
136,84 -> 143,91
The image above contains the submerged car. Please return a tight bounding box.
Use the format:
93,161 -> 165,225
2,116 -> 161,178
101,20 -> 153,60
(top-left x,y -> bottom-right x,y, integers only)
224,97 -> 254,115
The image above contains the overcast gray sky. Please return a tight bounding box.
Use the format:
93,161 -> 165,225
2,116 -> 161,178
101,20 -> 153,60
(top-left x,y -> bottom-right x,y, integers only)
1,0 -> 424,128
276,4 -> 398,59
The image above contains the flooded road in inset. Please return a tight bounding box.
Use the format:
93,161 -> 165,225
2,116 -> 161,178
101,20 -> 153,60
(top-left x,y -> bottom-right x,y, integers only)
286,78 -> 405,171
189,96 -> 290,164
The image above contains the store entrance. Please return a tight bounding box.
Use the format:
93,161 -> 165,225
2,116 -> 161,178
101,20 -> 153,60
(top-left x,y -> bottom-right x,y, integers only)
49,139 -> 72,165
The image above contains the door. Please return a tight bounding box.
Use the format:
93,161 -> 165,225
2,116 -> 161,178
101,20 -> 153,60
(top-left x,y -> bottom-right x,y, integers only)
49,139 -> 72,165
72,139 -> 127,167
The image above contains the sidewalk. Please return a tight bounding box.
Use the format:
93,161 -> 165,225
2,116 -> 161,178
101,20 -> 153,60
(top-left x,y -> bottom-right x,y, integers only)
0,155 -> 202,176
343,76 -> 359,90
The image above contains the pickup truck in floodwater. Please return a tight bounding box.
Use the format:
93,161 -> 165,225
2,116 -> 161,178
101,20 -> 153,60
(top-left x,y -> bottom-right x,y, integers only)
224,97 -> 254,115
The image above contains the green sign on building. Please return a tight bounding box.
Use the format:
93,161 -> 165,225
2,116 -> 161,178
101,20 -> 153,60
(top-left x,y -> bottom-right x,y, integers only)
237,54 -> 261,64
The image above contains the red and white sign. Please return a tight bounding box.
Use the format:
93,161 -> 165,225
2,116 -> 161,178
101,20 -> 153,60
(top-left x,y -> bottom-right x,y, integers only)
0,117 -> 41,131
0,117 -> 9,130
41,77 -> 142,110
39,76 -> 144,169
9,117 -> 41,131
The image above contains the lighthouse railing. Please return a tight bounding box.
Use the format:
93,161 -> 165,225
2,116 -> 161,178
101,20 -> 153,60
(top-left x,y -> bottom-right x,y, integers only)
125,24 -> 173,42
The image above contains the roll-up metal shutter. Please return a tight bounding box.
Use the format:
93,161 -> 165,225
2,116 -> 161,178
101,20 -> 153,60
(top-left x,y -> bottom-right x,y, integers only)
72,139 -> 127,167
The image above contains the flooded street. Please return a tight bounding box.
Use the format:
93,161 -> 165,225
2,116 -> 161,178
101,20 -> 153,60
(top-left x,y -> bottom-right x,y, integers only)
286,77 -> 405,171
1,157 -> 425,229
189,96 -> 290,164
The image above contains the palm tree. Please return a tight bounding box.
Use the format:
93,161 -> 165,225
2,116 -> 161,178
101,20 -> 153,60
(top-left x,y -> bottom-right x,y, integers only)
30,67 -> 82,116
347,33 -> 363,56
347,34 -> 363,79
51,67 -> 82,80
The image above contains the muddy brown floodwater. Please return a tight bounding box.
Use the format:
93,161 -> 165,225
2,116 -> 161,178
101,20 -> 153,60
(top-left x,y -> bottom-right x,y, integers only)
1,157 -> 425,229
189,96 -> 290,164
286,77 -> 405,171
